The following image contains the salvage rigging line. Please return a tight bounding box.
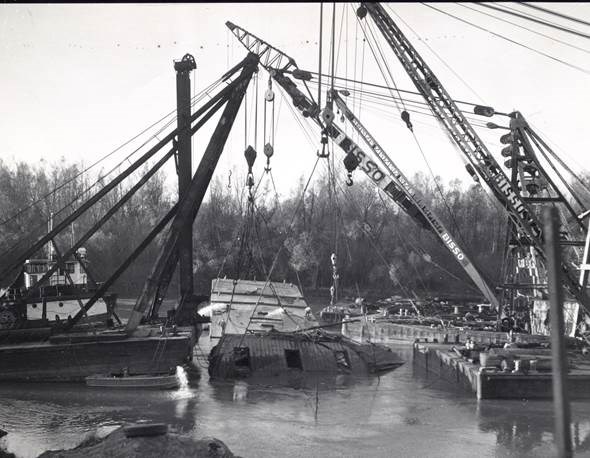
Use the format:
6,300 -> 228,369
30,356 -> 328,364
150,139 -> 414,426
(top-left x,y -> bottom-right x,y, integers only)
1,67 -> 243,270
0,119 -> 178,260
0,74 -> 225,230
354,7 -> 471,249
0,69 -> 233,265
238,155 -> 321,347
479,3 -> 590,40
518,2 -> 590,29
385,3 -> 488,105
420,3 -> 590,75
318,3 -> 324,112
328,156 -> 430,294
235,80 -> 325,336
527,122 -> 590,197
369,5 -> 532,272
375,189 -> 482,295
354,101 -> 496,142
307,80 -> 492,129
457,3 -> 590,55
330,164 -> 422,307
300,71 -> 487,109
355,4 -> 405,115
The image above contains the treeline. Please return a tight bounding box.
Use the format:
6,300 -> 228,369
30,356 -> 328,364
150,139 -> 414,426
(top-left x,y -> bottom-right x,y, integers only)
0,158 -> 587,300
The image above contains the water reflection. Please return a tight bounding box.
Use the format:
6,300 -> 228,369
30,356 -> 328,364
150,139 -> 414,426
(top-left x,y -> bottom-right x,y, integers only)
476,401 -> 590,456
2,341 -> 590,458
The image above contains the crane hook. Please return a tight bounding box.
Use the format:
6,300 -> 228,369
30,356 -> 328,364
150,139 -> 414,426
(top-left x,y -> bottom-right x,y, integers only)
317,130 -> 329,158
346,172 -> 354,187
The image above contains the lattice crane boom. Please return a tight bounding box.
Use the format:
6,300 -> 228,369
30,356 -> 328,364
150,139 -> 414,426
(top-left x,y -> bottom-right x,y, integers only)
226,21 -> 500,308
359,2 -> 589,309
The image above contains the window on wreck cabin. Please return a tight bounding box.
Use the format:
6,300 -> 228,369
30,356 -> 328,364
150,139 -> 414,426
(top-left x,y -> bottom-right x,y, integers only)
284,349 -> 303,370
233,346 -> 251,368
334,350 -> 351,370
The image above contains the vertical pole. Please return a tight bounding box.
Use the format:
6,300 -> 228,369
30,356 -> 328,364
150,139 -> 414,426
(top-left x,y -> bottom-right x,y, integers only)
579,214 -> 590,288
545,206 -> 573,458
174,54 -> 197,300
318,3 -> 323,109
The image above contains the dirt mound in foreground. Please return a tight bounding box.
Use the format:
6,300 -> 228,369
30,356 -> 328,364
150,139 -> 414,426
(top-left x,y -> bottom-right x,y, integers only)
38,426 -> 238,458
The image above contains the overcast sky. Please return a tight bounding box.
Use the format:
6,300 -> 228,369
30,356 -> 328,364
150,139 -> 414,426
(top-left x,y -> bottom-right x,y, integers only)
1,2 -> 589,198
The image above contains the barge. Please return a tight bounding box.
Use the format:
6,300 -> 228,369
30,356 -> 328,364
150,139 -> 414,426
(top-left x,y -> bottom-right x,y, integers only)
0,325 -> 196,382
413,341 -> 590,400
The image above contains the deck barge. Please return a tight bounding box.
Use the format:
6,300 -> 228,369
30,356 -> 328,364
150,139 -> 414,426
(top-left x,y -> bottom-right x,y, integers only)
343,317 -> 552,346
413,341 -> 590,400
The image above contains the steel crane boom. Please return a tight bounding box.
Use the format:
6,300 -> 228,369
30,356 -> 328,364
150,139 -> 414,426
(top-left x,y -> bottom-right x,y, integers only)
358,2 -> 589,309
226,21 -> 500,308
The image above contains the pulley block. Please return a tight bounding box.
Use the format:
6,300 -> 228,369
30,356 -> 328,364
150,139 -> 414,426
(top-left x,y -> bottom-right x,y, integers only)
263,143 -> 274,158
244,145 -> 257,171
321,107 -> 335,126
343,151 -> 360,173
265,88 -> 275,102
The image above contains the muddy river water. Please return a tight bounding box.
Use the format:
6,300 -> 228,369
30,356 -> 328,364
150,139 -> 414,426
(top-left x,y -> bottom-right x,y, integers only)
2,337 -> 590,457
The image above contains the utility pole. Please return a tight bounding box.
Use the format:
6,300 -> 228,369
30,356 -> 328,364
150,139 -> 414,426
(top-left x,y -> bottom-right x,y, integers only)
174,54 -> 197,300
545,206 -> 572,458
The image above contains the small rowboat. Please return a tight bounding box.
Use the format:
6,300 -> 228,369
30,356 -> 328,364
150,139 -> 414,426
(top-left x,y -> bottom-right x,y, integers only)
85,373 -> 180,389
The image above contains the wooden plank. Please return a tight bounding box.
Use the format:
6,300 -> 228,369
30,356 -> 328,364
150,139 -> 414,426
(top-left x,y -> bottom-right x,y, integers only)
210,293 -> 307,308
211,278 -> 304,298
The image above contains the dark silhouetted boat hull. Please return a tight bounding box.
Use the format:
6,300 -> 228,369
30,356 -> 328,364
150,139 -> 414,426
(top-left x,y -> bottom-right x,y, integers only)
0,326 -> 196,382
208,330 -> 404,379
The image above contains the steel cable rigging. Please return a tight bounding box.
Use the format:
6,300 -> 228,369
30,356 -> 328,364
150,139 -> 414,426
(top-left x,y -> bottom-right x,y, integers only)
0,64 -> 250,280
0,75 -> 225,231
457,3 -> 590,55
0,71 -> 235,267
385,3 -> 489,105
480,3 -> 590,40
354,6 -> 473,250
421,3 -> 590,76
518,2 -> 590,29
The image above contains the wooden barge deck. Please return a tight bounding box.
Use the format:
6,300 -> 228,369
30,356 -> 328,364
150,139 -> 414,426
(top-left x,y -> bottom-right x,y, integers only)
413,342 -> 590,400
343,317 -> 552,346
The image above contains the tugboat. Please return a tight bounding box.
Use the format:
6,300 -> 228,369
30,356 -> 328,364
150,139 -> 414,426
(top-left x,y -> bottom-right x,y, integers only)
0,247 -> 112,330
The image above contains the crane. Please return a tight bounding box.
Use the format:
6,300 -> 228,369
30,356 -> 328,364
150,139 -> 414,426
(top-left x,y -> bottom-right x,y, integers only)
356,2 -> 590,312
226,21 -> 500,309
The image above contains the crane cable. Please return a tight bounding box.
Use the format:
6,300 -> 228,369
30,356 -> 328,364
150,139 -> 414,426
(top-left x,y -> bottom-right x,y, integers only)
354,5 -> 405,116
479,3 -> 590,41
0,75 -> 225,230
238,155 -> 322,347
355,7 -> 472,249
457,3 -> 590,56
375,190 -> 431,293
386,3 -> 489,105
331,167 -> 421,304
421,3 -> 590,76
518,2 -> 590,29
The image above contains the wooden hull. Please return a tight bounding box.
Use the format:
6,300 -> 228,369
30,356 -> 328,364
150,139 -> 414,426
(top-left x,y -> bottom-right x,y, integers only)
208,331 -> 404,379
0,326 -> 196,382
